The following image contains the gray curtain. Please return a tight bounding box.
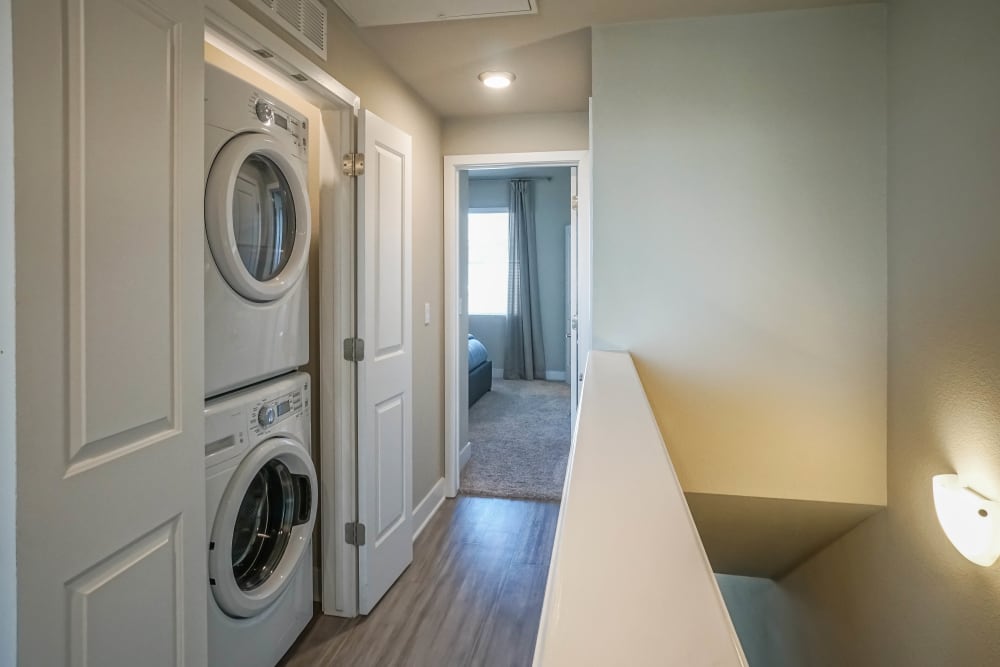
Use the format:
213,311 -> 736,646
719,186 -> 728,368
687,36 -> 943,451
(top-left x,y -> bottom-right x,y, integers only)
504,180 -> 546,380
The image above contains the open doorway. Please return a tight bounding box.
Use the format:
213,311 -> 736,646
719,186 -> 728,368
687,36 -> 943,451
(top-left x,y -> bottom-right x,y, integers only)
462,167 -> 573,500
444,151 -> 592,501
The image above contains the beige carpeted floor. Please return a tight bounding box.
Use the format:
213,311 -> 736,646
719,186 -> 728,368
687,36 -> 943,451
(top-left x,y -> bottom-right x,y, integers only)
460,378 -> 571,501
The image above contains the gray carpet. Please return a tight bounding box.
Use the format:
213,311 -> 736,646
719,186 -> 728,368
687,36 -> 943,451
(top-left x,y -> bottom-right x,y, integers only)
460,378 -> 571,501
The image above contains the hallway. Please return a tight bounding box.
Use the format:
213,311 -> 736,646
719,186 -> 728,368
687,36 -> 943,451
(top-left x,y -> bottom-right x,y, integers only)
280,496 -> 559,666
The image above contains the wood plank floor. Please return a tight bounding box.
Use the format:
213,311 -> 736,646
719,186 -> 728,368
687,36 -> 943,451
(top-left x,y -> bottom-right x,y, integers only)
279,495 -> 560,667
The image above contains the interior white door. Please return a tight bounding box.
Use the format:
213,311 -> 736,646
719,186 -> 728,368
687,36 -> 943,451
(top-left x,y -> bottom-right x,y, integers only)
12,0 -> 208,665
356,109 -> 414,615
569,166 -> 580,422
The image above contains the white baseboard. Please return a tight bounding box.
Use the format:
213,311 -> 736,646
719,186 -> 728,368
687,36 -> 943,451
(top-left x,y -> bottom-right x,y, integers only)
459,440 -> 472,470
412,477 -> 446,541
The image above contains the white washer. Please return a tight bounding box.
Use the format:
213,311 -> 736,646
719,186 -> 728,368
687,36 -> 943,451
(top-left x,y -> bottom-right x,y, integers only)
205,64 -> 311,398
205,372 -> 316,667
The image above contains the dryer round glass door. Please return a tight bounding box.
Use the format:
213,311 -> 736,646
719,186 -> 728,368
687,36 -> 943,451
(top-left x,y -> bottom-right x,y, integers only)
232,154 -> 297,284
210,437 -> 317,619
206,132 -> 311,303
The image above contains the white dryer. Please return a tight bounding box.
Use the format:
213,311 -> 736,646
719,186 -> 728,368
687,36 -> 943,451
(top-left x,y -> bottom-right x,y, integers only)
205,372 -> 316,667
205,64 -> 311,398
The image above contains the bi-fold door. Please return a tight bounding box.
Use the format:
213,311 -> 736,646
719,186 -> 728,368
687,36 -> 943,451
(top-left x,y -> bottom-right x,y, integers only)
354,109 -> 415,615
13,0 -> 209,664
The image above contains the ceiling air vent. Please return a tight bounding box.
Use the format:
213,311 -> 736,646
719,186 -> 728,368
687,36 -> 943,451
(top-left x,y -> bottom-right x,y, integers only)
251,0 -> 327,59
334,0 -> 538,27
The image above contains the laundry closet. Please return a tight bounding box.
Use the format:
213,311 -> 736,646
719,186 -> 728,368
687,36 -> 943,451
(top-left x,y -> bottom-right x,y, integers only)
201,46 -> 323,667
201,25 -> 416,665
8,0 -> 417,663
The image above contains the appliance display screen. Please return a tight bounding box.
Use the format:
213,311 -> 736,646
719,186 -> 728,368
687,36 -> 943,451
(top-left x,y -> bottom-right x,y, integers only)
276,400 -> 291,417
274,114 -> 288,130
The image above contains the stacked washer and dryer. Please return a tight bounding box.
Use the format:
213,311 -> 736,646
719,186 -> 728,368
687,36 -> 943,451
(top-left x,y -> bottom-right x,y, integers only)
203,64 -> 317,667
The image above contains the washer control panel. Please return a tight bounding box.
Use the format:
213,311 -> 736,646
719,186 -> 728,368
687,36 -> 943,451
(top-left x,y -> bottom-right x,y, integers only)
250,384 -> 308,436
247,92 -> 308,159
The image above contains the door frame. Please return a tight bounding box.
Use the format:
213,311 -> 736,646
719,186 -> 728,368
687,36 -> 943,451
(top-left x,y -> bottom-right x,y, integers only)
205,0 -> 362,618
443,150 -> 592,498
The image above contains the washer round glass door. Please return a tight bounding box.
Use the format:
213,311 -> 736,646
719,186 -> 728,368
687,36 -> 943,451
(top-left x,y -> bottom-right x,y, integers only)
210,437 -> 316,619
206,132 -> 311,303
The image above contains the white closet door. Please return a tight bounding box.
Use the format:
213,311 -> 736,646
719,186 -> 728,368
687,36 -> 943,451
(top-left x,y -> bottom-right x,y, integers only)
356,109 -> 414,614
12,0 -> 208,664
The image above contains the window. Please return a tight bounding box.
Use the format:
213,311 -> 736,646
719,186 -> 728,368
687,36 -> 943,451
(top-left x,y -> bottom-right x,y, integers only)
468,209 -> 509,315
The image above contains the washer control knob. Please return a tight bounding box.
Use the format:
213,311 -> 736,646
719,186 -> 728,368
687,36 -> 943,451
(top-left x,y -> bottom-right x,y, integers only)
255,100 -> 274,124
258,405 -> 276,428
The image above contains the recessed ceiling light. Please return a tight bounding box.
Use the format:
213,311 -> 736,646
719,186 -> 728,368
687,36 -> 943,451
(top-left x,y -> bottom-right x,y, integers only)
479,71 -> 515,89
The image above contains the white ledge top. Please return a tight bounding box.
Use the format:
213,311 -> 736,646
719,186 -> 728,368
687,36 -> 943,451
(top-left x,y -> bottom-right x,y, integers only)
533,351 -> 748,667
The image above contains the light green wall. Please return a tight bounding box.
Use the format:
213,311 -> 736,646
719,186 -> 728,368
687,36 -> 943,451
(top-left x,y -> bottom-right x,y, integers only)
591,5 -> 887,507
723,1 -> 1000,664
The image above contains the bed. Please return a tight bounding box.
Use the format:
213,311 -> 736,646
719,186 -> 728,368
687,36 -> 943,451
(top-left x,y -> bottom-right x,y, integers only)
468,334 -> 493,407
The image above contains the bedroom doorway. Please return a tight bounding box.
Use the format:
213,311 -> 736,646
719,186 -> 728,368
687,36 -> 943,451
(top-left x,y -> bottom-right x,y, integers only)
443,151 -> 592,501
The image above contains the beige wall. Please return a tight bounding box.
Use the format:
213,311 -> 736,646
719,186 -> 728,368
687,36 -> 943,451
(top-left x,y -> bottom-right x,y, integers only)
443,111 -> 589,156
0,0 -> 15,660
591,6 -> 887,506
232,0 -> 445,505
722,1 -> 1000,664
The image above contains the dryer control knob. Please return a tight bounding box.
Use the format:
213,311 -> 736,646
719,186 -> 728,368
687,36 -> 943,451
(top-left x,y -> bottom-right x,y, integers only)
255,100 -> 274,124
258,405 -> 276,428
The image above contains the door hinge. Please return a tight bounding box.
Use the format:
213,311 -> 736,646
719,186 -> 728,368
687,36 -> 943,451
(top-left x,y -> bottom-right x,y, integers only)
345,521 -> 366,546
343,337 -> 365,362
342,152 -> 365,177
571,194 -> 579,211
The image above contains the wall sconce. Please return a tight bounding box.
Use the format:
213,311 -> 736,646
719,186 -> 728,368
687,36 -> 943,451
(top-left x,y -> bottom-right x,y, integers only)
932,474 -> 1000,567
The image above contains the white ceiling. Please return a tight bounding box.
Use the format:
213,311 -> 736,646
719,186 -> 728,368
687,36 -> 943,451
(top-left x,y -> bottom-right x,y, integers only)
332,0 -> 873,119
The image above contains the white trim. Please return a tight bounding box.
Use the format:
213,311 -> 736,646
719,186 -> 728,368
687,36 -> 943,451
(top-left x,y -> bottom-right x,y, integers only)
412,478 -> 446,541
205,2 -> 360,619
318,108 -> 358,618
444,150 -> 592,499
459,441 -> 473,470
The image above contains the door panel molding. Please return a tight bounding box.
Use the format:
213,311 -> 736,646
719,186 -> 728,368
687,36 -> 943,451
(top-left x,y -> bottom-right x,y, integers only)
357,109 -> 413,615
67,517 -> 183,667
64,0 -> 184,474
13,0 -> 207,663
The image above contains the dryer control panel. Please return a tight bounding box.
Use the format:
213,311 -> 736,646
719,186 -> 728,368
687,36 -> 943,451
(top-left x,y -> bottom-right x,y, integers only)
250,384 -> 308,436
247,92 -> 308,159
